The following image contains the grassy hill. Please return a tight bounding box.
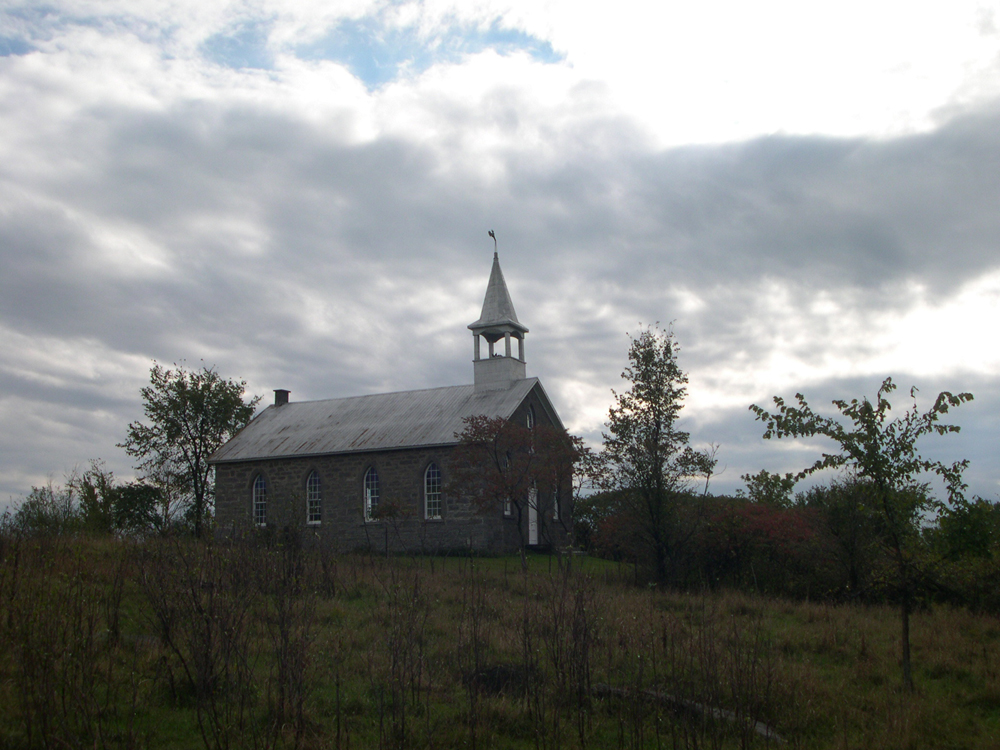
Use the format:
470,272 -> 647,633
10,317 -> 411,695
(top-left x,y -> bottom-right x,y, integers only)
0,535 -> 997,749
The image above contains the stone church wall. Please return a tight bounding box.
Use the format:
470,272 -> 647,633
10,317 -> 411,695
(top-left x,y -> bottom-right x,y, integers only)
214,386 -> 572,553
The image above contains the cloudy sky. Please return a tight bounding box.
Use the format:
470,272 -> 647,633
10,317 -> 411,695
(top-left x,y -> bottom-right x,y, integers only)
2,0 -> 999,506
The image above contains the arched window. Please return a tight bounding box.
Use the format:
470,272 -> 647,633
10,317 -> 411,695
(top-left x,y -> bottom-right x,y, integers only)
306,471 -> 322,525
424,463 -> 442,519
364,467 -> 380,521
253,475 -> 267,527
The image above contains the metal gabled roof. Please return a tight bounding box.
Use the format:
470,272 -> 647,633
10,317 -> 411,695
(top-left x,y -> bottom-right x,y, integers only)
468,252 -> 529,334
210,378 -> 545,464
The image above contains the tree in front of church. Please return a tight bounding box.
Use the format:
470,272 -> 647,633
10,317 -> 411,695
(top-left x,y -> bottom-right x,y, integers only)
120,363 -> 260,538
750,377 -> 973,691
451,415 -> 585,562
598,326 -> 716,585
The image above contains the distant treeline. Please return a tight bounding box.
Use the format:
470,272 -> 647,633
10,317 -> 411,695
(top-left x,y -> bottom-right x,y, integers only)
5,460 -> 196,537
574,481 -> 1000,613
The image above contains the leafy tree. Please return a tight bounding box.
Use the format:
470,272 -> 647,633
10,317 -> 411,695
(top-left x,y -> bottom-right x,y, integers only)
932,496 -> 1000,613
797,478 -> 881,597
113,482 -> 163,535
13,482 -> 80,535
699,498 -> 821,596
145,467 -> 194,534
70,460 -> 163,536
935,496 -> 1000,560
740,470 -> 796,508
71,460 -> 118,534
120,363 -> 260,538
750,377 -> 973,690
532,424 -> 590,539
451,415 -> 584,563
599,327 -> 716,584
573,490 -> 628,556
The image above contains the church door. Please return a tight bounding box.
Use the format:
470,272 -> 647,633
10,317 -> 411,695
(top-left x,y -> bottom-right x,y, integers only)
528,487 -> 538,546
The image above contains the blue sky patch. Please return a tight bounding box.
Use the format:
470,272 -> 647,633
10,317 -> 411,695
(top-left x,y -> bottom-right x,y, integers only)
296,18 -> 563,88
2,5 -> 173,57
1,3 -> 54,56
0,36 -> 32,56
202,20 -> 274,70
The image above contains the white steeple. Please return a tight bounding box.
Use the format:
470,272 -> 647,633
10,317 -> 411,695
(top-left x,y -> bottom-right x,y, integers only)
469,251 -> 528,390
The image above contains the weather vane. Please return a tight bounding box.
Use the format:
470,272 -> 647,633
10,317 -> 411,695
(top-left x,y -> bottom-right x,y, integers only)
488,229 -> 497,256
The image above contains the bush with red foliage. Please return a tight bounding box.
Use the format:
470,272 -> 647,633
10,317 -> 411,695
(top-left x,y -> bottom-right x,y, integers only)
697,499 -> 837,597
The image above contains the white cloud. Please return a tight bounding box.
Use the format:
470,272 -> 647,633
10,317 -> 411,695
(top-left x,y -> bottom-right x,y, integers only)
1,0 -> 1000,505
870,271 -> 1000,376
528,0 -> 1000,144
682,270 -> 1000,419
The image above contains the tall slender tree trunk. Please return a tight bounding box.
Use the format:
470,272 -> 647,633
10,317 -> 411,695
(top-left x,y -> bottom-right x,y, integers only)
899,556 -> 914,692
194,499 -> 203,538
881,484 -> 915,693
901,594 -> 913,691
654,545 -> 668,586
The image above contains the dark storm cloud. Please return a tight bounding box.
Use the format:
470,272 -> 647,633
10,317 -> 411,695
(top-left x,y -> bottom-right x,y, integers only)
2,83 -> 999,502
503,110 -> 1000,294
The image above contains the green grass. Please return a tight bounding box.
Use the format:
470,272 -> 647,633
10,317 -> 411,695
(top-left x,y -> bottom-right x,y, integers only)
0,536 -> 998,749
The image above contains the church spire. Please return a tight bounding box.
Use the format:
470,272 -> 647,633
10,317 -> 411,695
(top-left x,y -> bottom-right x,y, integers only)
469,250 -> 528,334
469,242 -> 528,390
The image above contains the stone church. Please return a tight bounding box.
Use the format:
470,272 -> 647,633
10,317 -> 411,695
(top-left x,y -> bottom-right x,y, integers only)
211,252 -> 570,553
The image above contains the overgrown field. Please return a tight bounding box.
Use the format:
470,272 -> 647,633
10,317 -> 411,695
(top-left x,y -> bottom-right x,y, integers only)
0,535 -> 997,749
